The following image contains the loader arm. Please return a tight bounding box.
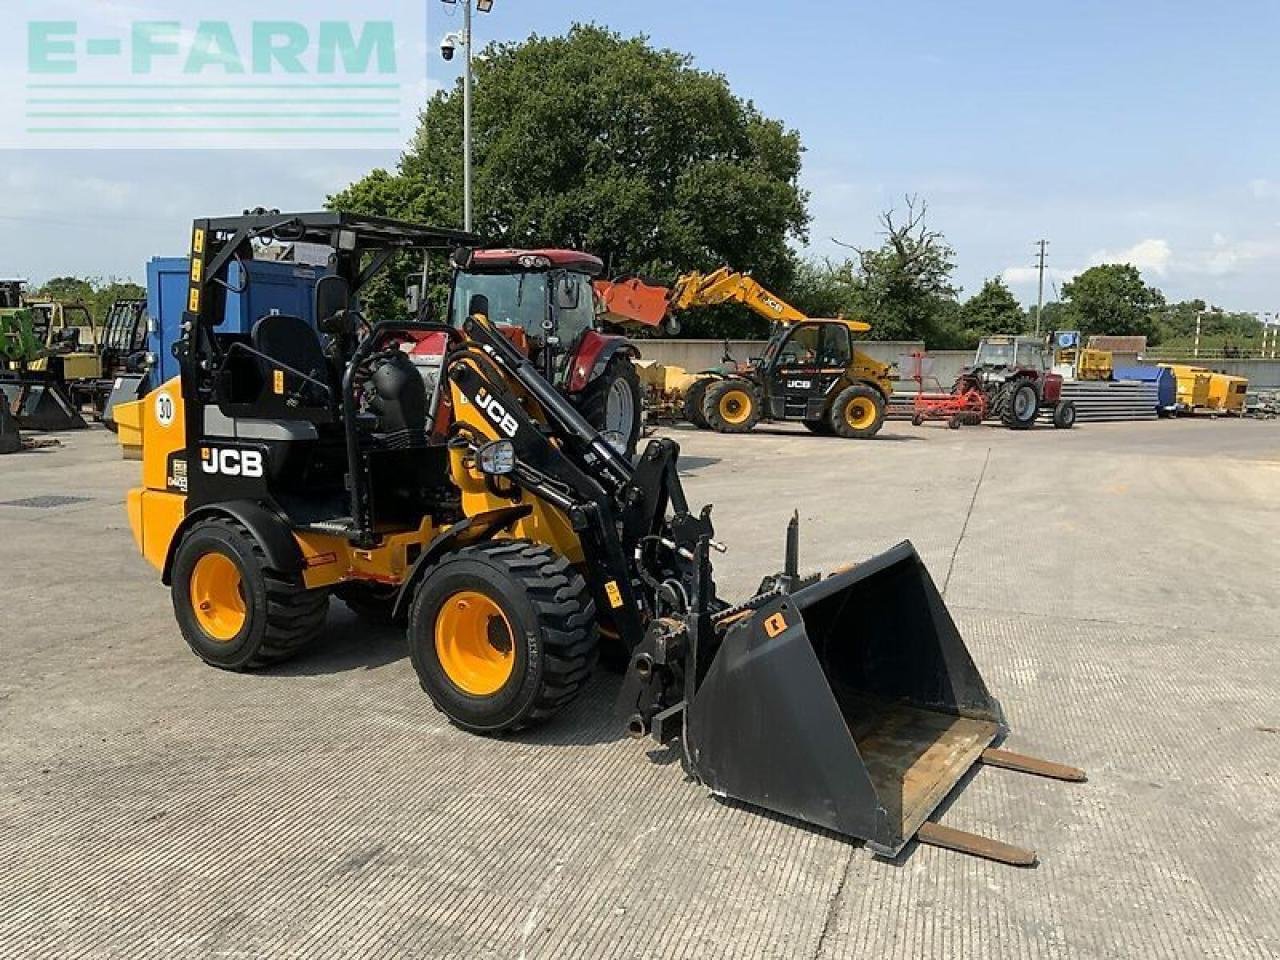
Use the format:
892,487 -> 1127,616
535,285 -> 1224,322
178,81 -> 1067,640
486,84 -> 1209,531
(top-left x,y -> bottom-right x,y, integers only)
669,268 -> 871,333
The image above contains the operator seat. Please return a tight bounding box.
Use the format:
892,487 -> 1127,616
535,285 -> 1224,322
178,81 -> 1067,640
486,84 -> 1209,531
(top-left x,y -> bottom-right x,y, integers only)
251,313 -> 332,409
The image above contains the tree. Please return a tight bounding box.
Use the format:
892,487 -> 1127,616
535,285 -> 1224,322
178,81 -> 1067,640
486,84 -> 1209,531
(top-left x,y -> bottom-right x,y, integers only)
331,25 -> 810,333
1059,264 -> 1165,341
828,196 -> 963,345
961,277 -> 1024,341
31,277 -> 146,323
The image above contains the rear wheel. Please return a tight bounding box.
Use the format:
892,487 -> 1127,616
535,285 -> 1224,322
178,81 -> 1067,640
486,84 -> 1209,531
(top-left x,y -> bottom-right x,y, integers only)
703,379 -> 761,434
683,379 -> 712,429
1001,381 -> 1040,430
579,354 -> 641,458
829,384 -> 885,439
1053,400 -> 1077,429
409,540 -> 598,734
171,518 -> 329,671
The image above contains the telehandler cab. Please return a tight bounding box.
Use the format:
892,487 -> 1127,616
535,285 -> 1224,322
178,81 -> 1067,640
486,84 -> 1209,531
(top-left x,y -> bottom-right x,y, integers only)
118,211 -> 1083,865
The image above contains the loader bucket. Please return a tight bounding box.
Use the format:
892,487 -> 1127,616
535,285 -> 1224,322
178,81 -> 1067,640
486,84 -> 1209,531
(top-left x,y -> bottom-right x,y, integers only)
685,541 -> 1006,857
0,380 -> 87,431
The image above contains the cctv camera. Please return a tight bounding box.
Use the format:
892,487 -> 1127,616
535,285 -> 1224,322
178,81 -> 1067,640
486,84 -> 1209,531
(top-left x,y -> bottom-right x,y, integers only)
441,33 -> 459,61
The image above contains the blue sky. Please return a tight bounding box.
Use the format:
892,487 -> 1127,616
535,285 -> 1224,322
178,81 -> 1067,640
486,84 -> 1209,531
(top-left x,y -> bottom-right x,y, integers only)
2,0 -> 1278,312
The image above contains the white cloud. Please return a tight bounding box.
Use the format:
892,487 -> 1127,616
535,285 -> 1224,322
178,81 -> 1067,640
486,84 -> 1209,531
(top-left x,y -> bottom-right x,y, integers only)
1088,238 -> 1172,275
1001,265 -> 1073,287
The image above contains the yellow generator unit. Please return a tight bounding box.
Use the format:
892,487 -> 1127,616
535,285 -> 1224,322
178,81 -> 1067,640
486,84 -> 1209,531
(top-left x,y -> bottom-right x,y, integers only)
1206,373 -> 1248,414
1160,364 -> 1212,412
1076,348 -> 1113,381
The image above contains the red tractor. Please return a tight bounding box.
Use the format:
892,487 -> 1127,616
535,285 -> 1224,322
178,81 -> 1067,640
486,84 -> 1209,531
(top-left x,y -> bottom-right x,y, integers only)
912,336 -> 1076,430
445,248 -> 643,456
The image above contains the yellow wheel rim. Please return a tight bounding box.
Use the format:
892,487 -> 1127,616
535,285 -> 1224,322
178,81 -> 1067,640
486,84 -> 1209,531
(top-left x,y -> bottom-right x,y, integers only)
845,397 -> 878,430
190,553 -> 247,642
435,590 -> 516,696
718,389 -> 753,426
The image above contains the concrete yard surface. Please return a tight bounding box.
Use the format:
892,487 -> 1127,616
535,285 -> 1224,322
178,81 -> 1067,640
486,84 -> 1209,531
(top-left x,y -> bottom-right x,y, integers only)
2,417 -> 1278,959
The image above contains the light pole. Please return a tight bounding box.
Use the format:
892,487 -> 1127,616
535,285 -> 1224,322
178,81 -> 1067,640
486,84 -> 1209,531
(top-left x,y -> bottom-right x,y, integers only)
440,0 -> 493,233
1033,239 -> 1049,335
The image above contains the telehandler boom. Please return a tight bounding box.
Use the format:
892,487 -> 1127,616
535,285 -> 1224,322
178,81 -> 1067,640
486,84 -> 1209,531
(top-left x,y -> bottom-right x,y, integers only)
117,212 -> 1083,865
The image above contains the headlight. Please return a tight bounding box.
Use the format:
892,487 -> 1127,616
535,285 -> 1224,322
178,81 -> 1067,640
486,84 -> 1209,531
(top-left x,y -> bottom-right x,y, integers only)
476,439 -> 516,476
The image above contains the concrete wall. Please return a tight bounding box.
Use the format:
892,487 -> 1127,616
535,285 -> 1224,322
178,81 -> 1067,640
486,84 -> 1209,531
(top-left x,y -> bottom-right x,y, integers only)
633,340 -> 1280,390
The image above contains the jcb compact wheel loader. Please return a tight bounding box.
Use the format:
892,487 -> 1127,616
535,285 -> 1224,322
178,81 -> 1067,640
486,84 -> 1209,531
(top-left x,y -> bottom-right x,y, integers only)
118,212 -> 1083,865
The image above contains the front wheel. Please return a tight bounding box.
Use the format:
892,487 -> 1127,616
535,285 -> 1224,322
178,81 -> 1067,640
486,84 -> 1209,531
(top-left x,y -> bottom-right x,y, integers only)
703,379 -> 762,434
171,518 -> 329,671
1053,400 -> 1077,429
409,540 -> 598,734
829,384 -> 885,439
579,354 -> 642,459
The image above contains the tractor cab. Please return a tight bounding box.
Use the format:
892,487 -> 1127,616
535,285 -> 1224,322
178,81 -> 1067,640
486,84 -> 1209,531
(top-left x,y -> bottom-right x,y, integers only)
448,249 -> 603,388
973,335 -> 1049,374
758,320 -> 861,419
447,248 -> 642,456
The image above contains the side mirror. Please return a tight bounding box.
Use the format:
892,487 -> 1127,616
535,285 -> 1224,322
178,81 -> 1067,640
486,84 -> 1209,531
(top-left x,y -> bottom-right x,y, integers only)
406,282 -> 422,317
315,275 -> 352,334
554,274 -> 581,310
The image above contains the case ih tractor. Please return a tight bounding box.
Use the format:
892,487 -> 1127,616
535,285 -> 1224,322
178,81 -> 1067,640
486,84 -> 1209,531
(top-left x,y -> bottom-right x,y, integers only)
952,335 -> 1076,430
447,249 -> 642,456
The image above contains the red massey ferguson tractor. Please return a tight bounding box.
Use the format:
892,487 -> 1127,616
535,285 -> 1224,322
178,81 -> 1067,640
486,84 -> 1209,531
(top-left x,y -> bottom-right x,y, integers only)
444,248 -> 643,456
913,335 -> 1076,430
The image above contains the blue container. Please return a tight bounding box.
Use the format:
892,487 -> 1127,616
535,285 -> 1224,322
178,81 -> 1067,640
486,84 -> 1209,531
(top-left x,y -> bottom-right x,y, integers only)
146,257 -> 326,385
1113,365 -> 1177,413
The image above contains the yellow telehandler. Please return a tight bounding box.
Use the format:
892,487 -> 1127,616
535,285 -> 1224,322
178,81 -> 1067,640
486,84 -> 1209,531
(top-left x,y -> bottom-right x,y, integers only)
117,212 -> 1082,864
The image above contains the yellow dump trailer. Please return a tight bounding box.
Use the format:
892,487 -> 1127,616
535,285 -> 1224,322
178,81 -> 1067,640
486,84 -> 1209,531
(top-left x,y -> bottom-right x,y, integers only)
1206,373 -> 1248,415
1160,364 -> 1213,412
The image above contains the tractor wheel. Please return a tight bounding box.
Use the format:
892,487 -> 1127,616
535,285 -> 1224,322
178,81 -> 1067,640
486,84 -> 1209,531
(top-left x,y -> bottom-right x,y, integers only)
911,413 -> 925,427
683,379 -> 712,429
1053,400 -> 1077,430
409,539 -> 598,734
1001,381 -> 1040,430
829,384 -> 885,439
948,414 -> 964,430
578,354 -> 642,459
171,518 -> 330,671
803,419 -> 834,436
334,581 -> 401,625
703,379 -> 761,434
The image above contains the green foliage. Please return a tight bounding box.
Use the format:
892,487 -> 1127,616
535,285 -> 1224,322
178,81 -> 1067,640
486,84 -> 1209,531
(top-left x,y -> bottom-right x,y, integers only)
961,277 -> 1025,341
30,276 -> 146,325
1058,264 -> 1165,342
332,24 -> 810,335
786,198 -> 965,346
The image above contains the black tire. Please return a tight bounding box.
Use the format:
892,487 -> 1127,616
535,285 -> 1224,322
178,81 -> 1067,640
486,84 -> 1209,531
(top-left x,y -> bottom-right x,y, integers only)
683,379 -> 712,429
703,379 -> 762,434
334,581 -> 401,625
803,419 -> 834,435
948,414 -> 963,430
1001,381 -> 1040,430
911,413 -> 925,427
171,518 -> 329,671
578,354 -> 641,459
1053,400 -> 1077,430
829,384 -> 886,439
409,539 -> 598,734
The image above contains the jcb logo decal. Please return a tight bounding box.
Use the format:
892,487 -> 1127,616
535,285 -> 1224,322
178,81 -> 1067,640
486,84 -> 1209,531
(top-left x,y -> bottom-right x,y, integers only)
786,380 -> 812,389
474,387 -> 519,438
201,448 -> 265,478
